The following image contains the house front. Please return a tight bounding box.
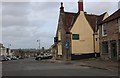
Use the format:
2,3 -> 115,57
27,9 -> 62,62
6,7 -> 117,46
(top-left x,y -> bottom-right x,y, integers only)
70,0 -> 108,59
99,9 -> 120,60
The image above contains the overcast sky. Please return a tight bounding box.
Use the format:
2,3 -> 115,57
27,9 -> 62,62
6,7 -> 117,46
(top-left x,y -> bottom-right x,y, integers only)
0,0 -> 119,49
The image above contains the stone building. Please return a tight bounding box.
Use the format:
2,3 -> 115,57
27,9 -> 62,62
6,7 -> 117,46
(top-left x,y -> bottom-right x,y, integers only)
99,9 -> 120,60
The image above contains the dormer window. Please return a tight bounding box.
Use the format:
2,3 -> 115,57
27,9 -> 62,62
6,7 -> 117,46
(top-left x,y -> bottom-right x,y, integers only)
102,23 -> 107,36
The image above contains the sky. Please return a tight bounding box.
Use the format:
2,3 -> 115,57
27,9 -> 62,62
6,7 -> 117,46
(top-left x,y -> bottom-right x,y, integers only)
0,0 -> 119,49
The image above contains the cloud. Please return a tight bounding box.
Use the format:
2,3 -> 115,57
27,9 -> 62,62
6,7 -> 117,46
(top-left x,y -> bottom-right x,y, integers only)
2,2 -> 30,16
85,2 -> 118,15
0,2 -> 2,43
2,1 -> 119,49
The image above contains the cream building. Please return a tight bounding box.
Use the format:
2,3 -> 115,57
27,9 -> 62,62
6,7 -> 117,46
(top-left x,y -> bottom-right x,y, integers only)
55,0 -> 109,60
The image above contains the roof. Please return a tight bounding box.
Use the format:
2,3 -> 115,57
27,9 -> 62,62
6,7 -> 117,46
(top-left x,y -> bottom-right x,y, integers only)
57,9 -> 107,34
85,12 -> 106,32
60,11 -> 107,32
85,14 -> 97,32
61,12 -> 77,32
102,9 -> 120,24
97,12 -> 107,25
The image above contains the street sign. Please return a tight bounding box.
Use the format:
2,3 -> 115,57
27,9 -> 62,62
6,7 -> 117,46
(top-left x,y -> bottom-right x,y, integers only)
65,42 -> 70,49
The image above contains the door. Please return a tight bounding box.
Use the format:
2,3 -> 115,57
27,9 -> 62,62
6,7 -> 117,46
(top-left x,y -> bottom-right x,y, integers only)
110,40 -> 117,59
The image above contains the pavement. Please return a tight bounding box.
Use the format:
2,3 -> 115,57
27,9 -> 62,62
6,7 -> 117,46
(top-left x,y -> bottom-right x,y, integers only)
42,58 -> 119,73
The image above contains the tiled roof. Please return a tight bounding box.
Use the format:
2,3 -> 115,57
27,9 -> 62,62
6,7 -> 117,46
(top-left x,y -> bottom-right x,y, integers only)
85,14 -> 97,32
102,9 -> 120,23
85,12 -> 106,32
60,11 -> 107,32
97,12 -> 107,25
61,12 -> 77,32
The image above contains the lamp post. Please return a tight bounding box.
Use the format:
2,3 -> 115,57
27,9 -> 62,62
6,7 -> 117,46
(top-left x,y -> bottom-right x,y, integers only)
37,40 -> 40,54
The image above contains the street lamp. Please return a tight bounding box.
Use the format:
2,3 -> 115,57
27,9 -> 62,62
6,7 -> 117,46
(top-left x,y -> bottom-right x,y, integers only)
37,40 -> 40,54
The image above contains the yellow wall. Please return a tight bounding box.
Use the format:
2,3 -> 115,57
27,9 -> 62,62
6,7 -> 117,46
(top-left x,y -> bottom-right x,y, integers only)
103,13 -> 109,20
58,30 -> 61,41
71,11 -> 95,54
57,43 -> 62,55
95,31 -> 99,53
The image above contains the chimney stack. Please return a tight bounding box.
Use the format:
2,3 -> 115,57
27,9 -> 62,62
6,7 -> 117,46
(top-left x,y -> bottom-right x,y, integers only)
78,0 -> 83,12
60,2 -> 64,12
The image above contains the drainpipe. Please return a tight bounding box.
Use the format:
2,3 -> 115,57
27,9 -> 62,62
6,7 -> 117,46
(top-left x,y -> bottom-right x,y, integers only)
93,33 -> 97,58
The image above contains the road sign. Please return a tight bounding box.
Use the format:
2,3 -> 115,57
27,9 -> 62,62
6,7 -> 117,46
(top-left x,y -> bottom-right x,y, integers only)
65,42 -> 70,49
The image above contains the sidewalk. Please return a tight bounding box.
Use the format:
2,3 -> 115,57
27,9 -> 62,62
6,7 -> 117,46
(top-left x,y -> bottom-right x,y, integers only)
43,58 -> 119,73
74,58 -> 119,72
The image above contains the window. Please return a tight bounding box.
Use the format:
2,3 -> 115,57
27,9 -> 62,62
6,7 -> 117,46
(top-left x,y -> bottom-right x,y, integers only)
58,31 -> 61,41
102,41 -> 108,53
102,23 -> 107,36
118,18 -> 120,32
72,34 -> 79,40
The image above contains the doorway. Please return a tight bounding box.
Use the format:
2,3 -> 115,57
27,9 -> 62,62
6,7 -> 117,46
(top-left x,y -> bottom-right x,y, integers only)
110,40 -> 117,60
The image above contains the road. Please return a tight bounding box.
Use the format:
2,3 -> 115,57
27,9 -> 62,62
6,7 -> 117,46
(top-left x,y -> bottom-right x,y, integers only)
2,57 -> 118,76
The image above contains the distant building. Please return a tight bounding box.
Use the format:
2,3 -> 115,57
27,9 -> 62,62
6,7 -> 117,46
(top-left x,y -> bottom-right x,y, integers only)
99,9 -> 120,60
0,43 -> 7,56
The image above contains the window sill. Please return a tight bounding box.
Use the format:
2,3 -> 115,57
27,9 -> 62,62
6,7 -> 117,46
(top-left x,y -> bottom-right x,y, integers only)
102,35 -> 107,37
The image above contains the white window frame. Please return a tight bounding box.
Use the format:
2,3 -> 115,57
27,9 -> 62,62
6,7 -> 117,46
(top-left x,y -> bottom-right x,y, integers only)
102,23 -> 107,36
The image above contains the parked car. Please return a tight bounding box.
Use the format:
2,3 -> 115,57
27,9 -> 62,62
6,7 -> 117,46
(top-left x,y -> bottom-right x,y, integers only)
35,54 -> 52,60
6,56 -> 11,61
35,54 -> 43,60
0,56 -> 9,61
47,54 -> 52,59
11,56 -> 18,60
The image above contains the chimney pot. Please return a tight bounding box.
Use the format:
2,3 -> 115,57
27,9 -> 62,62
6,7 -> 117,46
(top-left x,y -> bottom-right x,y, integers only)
60,2 -> 64,12
78,0 -> 83,12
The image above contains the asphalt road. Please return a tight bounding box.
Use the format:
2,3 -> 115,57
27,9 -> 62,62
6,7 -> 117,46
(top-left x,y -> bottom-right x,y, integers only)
2,57 -> 118,76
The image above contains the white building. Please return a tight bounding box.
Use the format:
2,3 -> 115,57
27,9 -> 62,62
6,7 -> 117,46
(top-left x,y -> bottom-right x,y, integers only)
0,43 -> 13,57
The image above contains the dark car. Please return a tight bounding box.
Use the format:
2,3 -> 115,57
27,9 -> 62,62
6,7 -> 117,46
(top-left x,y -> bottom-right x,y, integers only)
35,54 -> 52,60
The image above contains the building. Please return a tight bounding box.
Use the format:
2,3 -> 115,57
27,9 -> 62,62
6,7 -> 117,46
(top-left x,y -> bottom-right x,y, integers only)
99,9 -> 120,60
50,43 -> 58,60
55,2 -> 76,60
54,0 -> 109,61
70,1 -> 108,59
0,43 -> 7,56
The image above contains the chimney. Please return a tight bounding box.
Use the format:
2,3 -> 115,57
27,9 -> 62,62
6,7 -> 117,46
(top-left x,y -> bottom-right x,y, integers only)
78,0 -> 83,12
60,2 -> 64,12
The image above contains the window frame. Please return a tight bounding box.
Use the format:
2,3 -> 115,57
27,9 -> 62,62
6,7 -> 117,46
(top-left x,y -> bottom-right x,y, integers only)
72,34 -> 79,40
118,18 -> 120,32
102,23 -> 107,36
102,41 -> 109,54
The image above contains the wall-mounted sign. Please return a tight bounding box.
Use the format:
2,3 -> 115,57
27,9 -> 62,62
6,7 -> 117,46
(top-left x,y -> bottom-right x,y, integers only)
65,42 -> 70,49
